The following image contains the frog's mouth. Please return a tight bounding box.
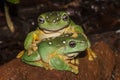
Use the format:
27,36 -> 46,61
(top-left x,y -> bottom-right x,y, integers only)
66,52 -> 80,59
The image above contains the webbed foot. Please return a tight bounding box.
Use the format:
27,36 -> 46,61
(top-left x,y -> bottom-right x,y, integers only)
87,48 -> 97,61
68,63 -> 79,74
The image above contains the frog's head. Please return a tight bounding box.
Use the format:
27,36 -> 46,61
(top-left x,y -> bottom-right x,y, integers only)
58,34 -> 88,59
37,11 -> 70,32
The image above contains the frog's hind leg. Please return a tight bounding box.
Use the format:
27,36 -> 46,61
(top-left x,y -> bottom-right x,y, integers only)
21,51 -> 45,67
49,54 -> 79,74
81,33 -> 97,61
21,51 -> 41,62
22,60 -> 44,67
87,48 -> 97,61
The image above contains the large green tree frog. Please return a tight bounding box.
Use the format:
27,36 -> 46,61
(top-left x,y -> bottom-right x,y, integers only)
20,33 -> 96,74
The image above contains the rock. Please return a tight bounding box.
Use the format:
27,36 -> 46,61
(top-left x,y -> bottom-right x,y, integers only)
0,41 -> 115,80
113,53 -> 120,80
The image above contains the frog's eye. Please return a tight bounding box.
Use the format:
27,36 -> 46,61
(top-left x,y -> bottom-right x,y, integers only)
69,41 -> 76,48
38,16 -> 44,24
62,14 -> 69,21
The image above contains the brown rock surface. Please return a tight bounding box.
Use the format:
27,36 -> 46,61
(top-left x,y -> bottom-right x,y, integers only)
0,41 -> 116,80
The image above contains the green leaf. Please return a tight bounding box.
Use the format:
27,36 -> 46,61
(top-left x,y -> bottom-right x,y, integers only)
7,0 -> 20,4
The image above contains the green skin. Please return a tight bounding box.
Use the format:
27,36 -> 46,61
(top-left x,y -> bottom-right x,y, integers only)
24,11 -> 85,51
21,34 -> 89,74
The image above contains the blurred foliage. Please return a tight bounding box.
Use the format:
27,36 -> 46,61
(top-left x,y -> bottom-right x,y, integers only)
7,0 -> 20,4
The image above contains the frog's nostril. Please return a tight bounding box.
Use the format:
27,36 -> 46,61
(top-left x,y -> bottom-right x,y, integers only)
69,41 -> 76,48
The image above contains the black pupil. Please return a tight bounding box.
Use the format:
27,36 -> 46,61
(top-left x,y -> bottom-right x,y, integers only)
62,14 -> 68,21
69,41 -> 76,48
38,17 -> 44,23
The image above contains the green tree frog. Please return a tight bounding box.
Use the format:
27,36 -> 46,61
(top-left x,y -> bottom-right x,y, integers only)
20,33 -> 95,74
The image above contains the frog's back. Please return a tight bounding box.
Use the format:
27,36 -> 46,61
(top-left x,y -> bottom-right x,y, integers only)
37,37 -> 64,62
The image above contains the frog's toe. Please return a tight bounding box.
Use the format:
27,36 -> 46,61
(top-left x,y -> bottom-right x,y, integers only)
75,59 -> 79,65
71,66 -> 79,74
43,63 -> 54,70
70,59 -> 79,65
16,50 -> 24,58
88,56 -> 94,61
87,48 -> 97,61
67,63 -> 79,74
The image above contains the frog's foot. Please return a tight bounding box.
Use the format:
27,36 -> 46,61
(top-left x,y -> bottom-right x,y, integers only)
27,48 -> 37,55
27,43 -> 38,55
61,55 -> 79,74
72,66 -> 79,74
67,62 -> 79,74
27,50 -> 33,55
48,53 -> 79,74
31,42 -> 38,51
64,59 -> 79,74
70,59 -> 79,65
87,48 -> 97,61
16,50 -> 24,58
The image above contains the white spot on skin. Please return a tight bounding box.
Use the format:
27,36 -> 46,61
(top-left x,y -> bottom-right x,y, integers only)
46,16 -> 49,19
62,41 -> 66,44
80,40 -> 85,43
53,20 -> 56,23
48,42 -> 52,45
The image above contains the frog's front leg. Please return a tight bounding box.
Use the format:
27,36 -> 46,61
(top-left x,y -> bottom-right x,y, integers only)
87,48 -> 97,61
49,54 -> 79,74
82,33 -> 97,61
24,31 -> 38,50
24,30 -> 43,55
